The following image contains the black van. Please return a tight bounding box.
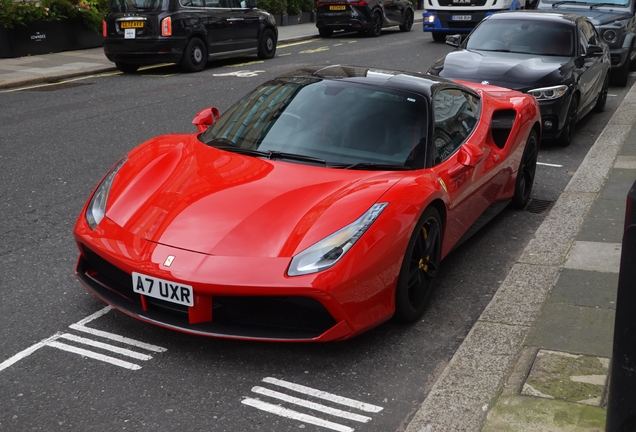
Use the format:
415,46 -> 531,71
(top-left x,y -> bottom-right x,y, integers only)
103,0 -> 278,73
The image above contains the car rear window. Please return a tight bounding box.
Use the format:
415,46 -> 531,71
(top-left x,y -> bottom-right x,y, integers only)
109,0 -> 166,13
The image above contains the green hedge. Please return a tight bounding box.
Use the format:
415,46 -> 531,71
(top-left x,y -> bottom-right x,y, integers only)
0,0 -> 109,30
257,0 -> 315,15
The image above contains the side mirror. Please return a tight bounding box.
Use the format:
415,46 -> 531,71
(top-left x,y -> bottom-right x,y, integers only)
192,107 -> 220,133
445,34 -> 462,48
586,44 -> 604,57
448,142 -> 484,177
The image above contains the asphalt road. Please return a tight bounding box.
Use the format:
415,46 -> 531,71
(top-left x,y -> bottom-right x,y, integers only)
0,28 -> 633,432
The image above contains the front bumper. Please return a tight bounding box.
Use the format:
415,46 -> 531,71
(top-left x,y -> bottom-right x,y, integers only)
536,93 -> 572,141
103,37 -> 187,65
73,217 -> 394,342
610,46 -> 630,69
422,10 -> 497,33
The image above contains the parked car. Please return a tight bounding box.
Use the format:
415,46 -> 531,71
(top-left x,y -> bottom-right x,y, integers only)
429,11 -> 610,147
535,0 -> 636,87
73,65 -> 541,342
314,0 -> 415,37
103,0 -> 278,73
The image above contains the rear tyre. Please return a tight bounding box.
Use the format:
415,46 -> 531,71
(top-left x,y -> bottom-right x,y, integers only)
257,29 -> 277,59
394,207 -> 442,323
593,72 -> 609,113
369,12 -> 382,37
115,63 -> 139,73
557,94 -> 578,147
181,37 -> 207,73
400,9 -> 414,32
432,32 -> 446,42
319,28 -> 333,38
511,129 -> 538,209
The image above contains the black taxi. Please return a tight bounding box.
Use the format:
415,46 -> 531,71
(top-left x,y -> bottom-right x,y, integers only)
103,0 -> 278,73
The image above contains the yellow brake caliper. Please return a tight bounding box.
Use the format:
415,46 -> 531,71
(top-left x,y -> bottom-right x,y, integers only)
419,227 -> 429,272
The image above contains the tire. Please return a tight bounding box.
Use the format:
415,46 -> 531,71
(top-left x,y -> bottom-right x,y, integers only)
369,12 -> 382,37
612,50 -> 630,87
399,9 -> 414,32
557,94 -> 578,147
394,207 -> 442,322
115,63 -> 139,73
432,32 -> 446,42
511,129 -> 538,209
593,72 -> 609,113
180,37 -> 207,73
319,28 -> 333,38
257,28 -> 277,59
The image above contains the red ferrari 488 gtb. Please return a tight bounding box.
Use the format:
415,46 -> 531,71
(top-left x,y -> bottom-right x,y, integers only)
74,65 -> 540,342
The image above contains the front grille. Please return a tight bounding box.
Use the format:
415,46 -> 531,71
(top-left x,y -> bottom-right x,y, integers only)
76,245 -> 337,340
437,0 -> 487,6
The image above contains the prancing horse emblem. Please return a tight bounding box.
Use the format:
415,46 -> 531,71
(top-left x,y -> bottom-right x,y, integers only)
163,255 -> 175,267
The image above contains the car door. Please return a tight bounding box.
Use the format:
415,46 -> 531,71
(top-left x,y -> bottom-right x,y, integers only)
577,19 -> 605,113
229,0 -> 260,51
203,0 -> 236,54
429,87 -> 503,254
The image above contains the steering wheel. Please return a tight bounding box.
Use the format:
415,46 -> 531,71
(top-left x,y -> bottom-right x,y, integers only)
279,112 -> 310,132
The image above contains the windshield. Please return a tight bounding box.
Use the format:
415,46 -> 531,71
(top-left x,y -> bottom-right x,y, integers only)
199,78 -> 429,169
109,0 -> 165,12
546,0 -> 629,5
467,19 -> 575,56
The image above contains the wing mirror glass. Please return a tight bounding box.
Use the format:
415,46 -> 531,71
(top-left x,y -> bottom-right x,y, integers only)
445,34 -> 462,48
192,107 -> 220,133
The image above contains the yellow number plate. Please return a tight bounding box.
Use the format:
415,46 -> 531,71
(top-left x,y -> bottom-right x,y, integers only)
329,5 -> 346,10
120,21 -> 145,29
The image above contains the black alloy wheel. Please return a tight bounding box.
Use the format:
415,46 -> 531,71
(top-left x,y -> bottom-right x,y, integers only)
593,73 -> 609,113
369,12 -> 382,37
257,29 -> 277,59
319,28 -> 333,38
557,94 -> 578,147
511,129 -> 539,209
400,9 -> 413,32
394,207 -> 442,322
115,63 -> 139,73
181,37 -> 207,73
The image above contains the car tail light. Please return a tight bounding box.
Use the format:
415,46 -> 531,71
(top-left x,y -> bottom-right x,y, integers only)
102,20 -> 106,37
349,0 -> 368,5
162,17 -> 172,36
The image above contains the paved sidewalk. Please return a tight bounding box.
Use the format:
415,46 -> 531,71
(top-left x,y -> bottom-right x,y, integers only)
0,22 -> 322,89
404,83 -> 636,431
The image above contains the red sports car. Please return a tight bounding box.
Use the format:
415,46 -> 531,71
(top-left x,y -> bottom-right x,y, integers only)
74,65 -> 540,342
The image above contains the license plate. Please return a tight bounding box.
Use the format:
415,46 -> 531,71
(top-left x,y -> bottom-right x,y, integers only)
132,272 -> 194,307
120,21 -> 144,28
329,5 -> 346,10
451,15 -> 471,21
124,28 -> 136,39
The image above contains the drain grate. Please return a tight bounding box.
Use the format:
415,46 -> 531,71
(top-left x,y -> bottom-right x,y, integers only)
26,82 -> 90,92
525,199 -> 554,214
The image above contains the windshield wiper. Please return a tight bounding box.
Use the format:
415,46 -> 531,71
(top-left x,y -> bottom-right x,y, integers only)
330,162 -> 411,170
591,2 -> 617,8
213,144 -> 326,165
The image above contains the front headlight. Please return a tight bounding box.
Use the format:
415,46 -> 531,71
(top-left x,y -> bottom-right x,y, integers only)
85,157 -> 127,230
528,85 -> 568,101
602,29 -> 618,44
287,203 -> 388,276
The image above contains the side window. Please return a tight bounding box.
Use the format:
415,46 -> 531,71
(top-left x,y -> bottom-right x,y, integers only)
432,88 -> 479,165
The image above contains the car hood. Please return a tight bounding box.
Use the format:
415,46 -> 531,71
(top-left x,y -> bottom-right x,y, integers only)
433,50 -> 571,91
104,135 -> 403,258
546,8 -> 632,25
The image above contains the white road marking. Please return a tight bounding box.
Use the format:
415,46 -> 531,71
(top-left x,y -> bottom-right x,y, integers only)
537,162 -> 563,168
58,333 -> 152,361
262,377 -> 383,413
69,324 -> 166,352
241,398 -> 354,432
212,70 -> 265,78
1,307 -> 167,372
251,386 -> 372,423
0,333 -> 63,372
45,341 -> 141,370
